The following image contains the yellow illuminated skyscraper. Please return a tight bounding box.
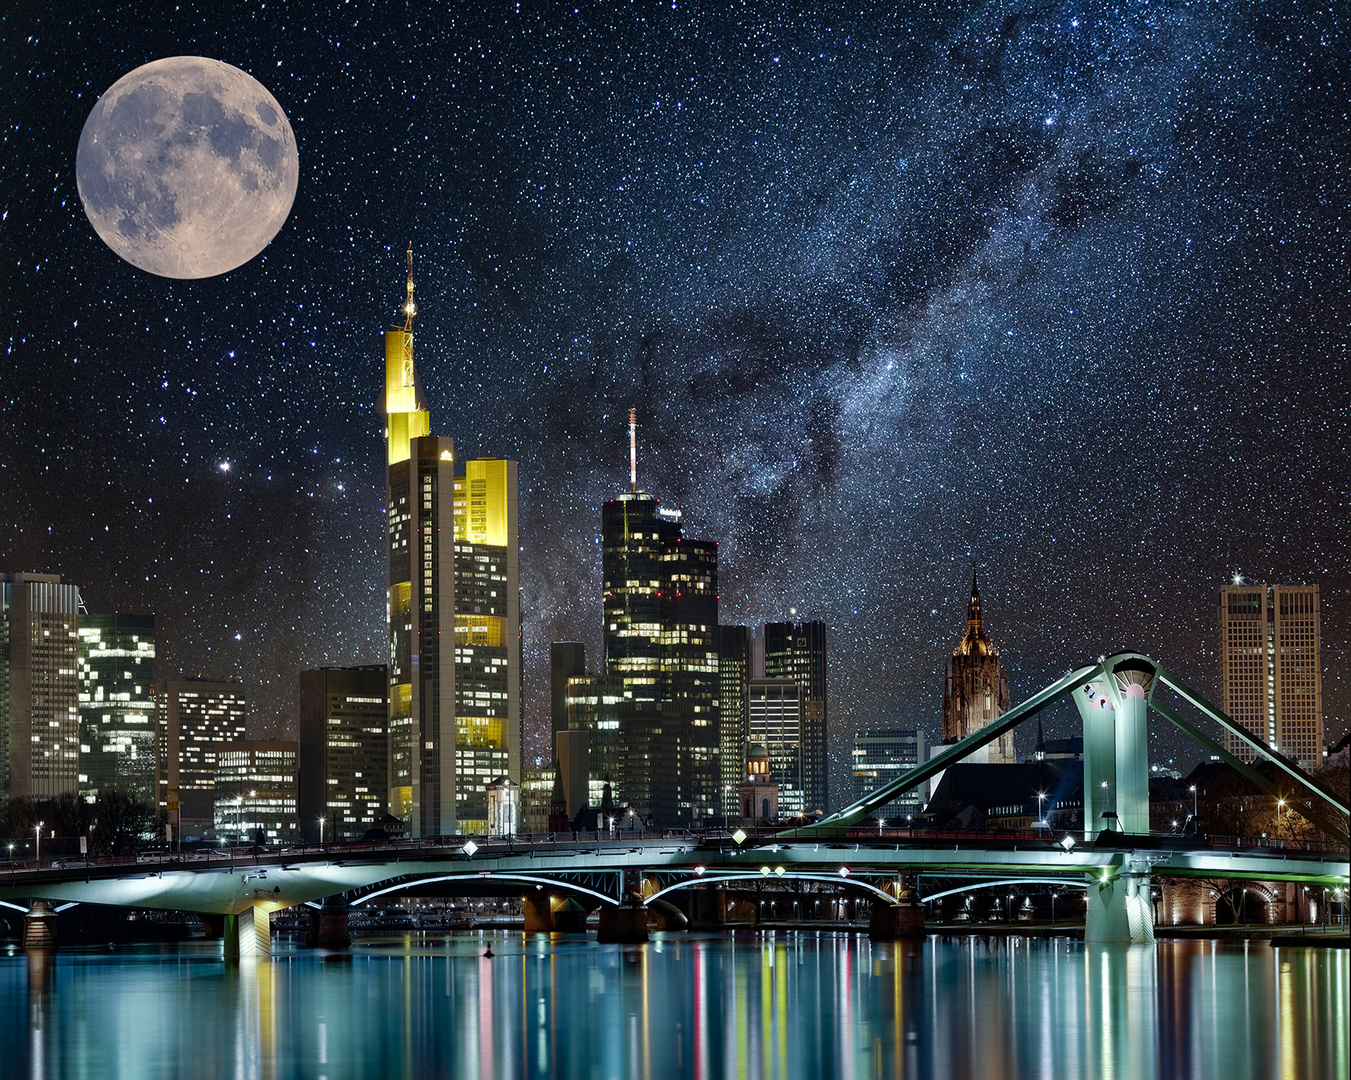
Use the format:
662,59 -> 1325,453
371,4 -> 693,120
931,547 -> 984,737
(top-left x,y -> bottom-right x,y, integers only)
378,251 -> 520,836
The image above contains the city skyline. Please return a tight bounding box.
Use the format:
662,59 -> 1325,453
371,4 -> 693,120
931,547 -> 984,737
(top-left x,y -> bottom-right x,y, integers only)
2,3 -> 1346,804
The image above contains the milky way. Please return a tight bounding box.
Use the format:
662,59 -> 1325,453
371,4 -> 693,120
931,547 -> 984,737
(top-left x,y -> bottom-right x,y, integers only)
2,2 -> 1347,800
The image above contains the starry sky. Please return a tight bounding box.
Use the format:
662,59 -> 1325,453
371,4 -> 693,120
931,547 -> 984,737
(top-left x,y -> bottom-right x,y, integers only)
3,1 -> 1347,802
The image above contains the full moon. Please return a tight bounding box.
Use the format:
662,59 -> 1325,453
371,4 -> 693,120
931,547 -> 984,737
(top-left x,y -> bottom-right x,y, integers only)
76,57 -> 298,279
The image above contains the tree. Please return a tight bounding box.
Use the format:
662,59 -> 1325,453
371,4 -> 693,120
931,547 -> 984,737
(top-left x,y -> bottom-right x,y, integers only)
90,791 -> 157,857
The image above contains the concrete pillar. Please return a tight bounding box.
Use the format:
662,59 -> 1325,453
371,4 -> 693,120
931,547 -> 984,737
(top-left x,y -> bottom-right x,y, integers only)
22,900 -> 58,950
597,902 -> 649,943
868,902 -> 925,940
1109,659 -> 1155,836
237,902 -> 274,958
1075,679 -> 1117,840
1084,872 -> 1155,945
223,913 -> 240,960
522,893 -> 554,933
688,887 -> 727,929
315,895 -> 351,948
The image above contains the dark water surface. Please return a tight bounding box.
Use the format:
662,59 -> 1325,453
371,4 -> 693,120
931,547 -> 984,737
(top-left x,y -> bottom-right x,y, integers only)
0,933 -> 1345,1079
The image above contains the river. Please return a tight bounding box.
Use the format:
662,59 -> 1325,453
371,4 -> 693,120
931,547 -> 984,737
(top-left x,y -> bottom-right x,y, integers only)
0,933 -> 1345,1079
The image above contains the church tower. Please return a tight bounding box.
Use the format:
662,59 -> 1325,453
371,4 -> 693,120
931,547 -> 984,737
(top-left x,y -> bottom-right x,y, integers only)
940,572 -> 1015,763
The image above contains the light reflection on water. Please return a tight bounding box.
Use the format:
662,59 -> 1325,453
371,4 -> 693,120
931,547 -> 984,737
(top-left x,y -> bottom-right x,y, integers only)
0,934 -> 1345,1079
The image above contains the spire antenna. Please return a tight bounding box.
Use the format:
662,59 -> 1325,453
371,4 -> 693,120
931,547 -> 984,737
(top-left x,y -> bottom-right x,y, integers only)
628,407 -> 637,491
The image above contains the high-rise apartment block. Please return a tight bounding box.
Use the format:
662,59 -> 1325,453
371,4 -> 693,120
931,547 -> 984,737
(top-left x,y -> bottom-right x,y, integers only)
298,666 -> 388,842
717,625 -> 752,818
1219,583 -> 1322,768
602,417 -> 719,827
852,728 -> 927,819
380,252 -> 520,836
158,679 -> 247,839
77,613 -> 156,805
747,678 -> 804,817
763,621 -> 828,812
1,573 -> 82,802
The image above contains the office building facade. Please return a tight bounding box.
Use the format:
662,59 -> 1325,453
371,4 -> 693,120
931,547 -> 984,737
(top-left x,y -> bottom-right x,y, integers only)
747,678 -> 805,817
298,665 -> 388,842
213,740 -> 298,843
602,474 -> 719,827
763,621 -> 828,812
1219,583 -> 1322,768
717,625 -> 752,818
852,727 -> 927,819
159,679 -> 247,838
77,613 -> 156,805
1,573 -> 82,802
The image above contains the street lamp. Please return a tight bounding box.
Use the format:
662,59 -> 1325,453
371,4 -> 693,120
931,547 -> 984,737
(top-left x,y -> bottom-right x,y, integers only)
1037,791 -> 1047,828
1277,798 -> 1286,842
319,816 -> 326,847
35,821 -> 44,862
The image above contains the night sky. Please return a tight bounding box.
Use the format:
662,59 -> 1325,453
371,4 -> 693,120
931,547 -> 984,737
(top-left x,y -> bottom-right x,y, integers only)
3,1 -> 1347,801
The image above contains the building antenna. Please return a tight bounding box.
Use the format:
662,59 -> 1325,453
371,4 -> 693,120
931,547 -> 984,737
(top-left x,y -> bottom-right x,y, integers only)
400,244 -> 416,387
629,407 -> 637,491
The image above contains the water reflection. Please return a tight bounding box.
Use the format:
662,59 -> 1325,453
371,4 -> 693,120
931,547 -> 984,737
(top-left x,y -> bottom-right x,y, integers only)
0,935 -> 1344,1079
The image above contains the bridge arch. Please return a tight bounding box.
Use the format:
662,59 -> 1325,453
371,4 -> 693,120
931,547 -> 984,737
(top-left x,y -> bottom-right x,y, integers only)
922,879 -> 1089,903
646,872 -> 897,907
350,873 -> 620,910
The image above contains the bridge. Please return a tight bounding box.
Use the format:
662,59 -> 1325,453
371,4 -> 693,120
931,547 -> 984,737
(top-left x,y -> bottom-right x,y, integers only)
1,654 -> 1346,953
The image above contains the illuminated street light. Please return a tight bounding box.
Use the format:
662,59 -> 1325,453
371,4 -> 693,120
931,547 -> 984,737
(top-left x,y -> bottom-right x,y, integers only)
35,821 -> 44,862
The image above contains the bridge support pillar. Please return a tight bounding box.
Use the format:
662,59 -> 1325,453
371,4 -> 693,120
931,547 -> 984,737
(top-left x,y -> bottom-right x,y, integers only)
869,877 -> 925,940
597,902 -> 649,943
237,902 -> 275,958
312,895 -> 351,949
1084,873 -> 1155,945
688,886 -> 727,929
523,893 -> 555,933
22,900 -> 58,950
223,914 -> 239,960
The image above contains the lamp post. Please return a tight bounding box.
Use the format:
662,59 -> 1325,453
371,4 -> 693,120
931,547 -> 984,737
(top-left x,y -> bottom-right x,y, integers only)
35,821 -> 44,862
1277,798 -> 1286,843
724,786 -> 731,831
319,816 -> 326,848
1037,791 -> 1047,828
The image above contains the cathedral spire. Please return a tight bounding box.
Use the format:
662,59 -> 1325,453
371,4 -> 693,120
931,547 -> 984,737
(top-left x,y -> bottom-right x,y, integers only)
967,567 -> 984,636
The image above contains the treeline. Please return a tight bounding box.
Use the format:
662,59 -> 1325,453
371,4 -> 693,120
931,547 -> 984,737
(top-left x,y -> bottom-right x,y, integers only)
0,792 -> 161,858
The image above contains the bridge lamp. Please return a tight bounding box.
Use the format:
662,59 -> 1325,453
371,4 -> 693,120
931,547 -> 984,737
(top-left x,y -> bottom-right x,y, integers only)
775,866 -> 785,877
838,866 -> 850,878
1059,835 -> 1076,852
693,865 -> 705,876
761,866 -> 772,877
731,829 -> 747,846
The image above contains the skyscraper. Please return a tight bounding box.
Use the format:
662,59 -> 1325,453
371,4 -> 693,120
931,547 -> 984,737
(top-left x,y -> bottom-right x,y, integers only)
940,573 -> 1014,764
158,679 -> 247,839
379,251 -> 520,836
1219,583 -> 1322,768
550,642 -> 586,741
763,621 -> 828,812
1,573 -> 82,802
298,665 -> 387,842
602,411 -> 719,826
717,625 -> 752,818
213,740 -> 298,844
77,613 -> 156,805
747,678 -> 804,817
